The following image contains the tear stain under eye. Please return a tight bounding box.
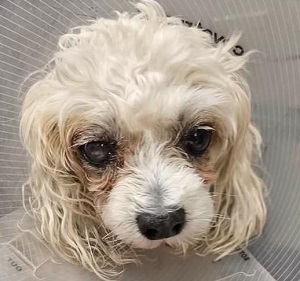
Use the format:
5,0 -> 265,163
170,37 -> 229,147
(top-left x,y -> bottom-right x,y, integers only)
86,169 -> 120,195
200,169 -> 217,184
68,142 -> 126,195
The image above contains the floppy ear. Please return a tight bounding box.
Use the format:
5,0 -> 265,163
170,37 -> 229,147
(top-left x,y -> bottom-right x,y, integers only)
20,80 -> 129,280
205,48 -> 267,257
209,122 -> 266,258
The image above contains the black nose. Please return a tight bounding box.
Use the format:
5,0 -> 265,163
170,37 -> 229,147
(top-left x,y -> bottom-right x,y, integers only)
136,208 -> 185,240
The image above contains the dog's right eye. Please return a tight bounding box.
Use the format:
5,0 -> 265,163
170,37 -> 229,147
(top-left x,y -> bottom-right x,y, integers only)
79,141 -> 115,167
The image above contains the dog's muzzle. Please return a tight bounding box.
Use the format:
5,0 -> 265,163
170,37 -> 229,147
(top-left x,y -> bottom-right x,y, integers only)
136,207 -> 186,240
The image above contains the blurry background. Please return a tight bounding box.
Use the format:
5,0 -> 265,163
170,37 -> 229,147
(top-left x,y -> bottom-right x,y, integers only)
0,1 -> 299,280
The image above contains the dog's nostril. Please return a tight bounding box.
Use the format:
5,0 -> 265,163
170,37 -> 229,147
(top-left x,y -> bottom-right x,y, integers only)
172,222 -> 184,235
144,228 -> 158,239
136,207 -> 185,240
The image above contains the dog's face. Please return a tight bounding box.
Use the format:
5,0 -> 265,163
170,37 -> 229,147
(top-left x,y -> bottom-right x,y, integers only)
79,86 -> 225,249
73,86 -> 220,249
20,1 -> 266,278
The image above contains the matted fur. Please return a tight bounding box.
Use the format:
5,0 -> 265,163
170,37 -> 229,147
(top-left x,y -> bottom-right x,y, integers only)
20,1 -> 266,279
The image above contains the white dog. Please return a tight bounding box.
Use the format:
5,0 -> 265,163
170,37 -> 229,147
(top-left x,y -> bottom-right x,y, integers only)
20,1 -> 266,279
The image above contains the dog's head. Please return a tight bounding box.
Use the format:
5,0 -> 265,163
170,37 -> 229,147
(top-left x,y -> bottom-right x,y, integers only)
20,0 -> 266,278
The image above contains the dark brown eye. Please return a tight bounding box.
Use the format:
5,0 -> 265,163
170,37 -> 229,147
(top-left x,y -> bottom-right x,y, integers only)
80,141 -> 116,167
183,127 -> 213,156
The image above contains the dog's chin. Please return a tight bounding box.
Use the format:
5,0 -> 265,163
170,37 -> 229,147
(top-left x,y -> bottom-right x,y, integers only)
128,235 -> 201,253
131,238 -> 163,250
131,240 -> 176,251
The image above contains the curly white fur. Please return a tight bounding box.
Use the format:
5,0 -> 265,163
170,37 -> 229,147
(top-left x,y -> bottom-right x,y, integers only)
20,1 -> 266,279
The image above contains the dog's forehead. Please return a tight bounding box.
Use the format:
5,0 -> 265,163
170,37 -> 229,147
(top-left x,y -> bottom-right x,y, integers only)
117,74 -> 184,129
104,77 -> 233,135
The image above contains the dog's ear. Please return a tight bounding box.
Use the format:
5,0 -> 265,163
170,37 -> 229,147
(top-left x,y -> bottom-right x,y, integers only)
206,73 -> 266,258
20,82 -> 123,279
20,82 -> 76,174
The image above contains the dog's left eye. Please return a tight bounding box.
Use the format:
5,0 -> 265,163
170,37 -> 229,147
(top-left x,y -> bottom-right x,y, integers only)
80,141 -> 115,167
182,126 -> 213,156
